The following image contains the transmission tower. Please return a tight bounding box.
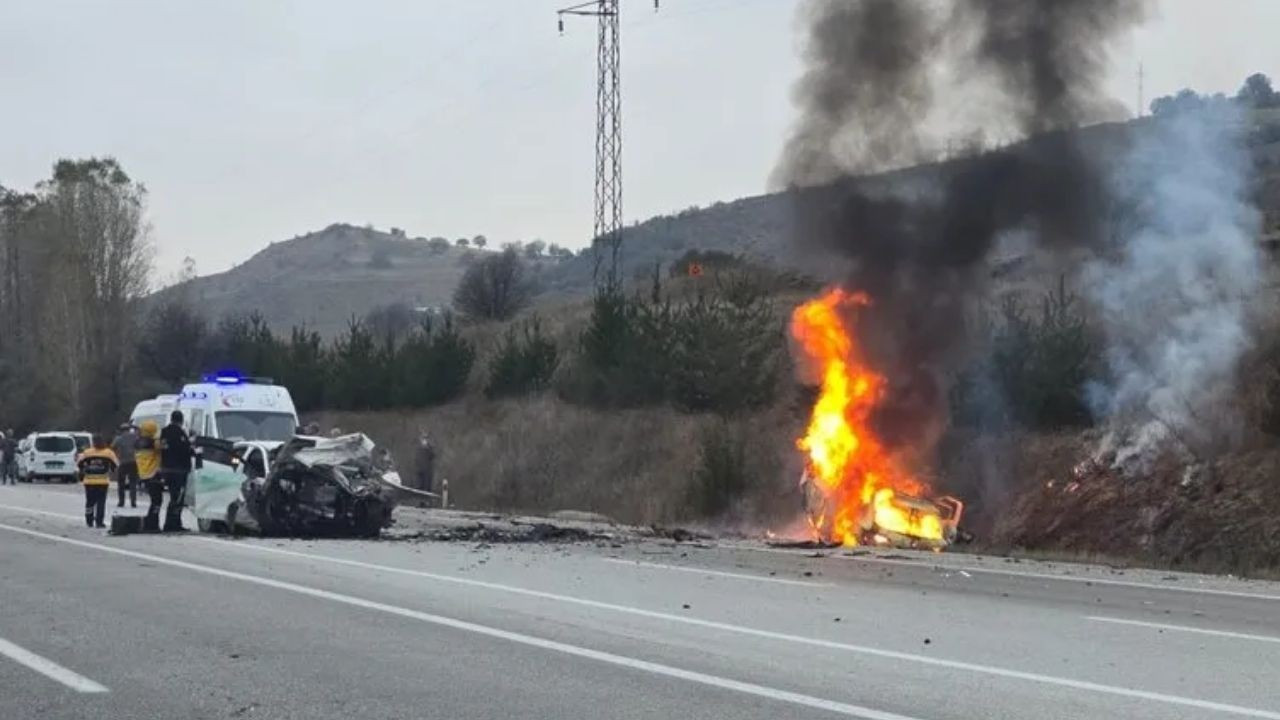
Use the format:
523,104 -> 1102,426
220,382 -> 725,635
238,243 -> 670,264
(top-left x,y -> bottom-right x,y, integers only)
558,0 -> 659,285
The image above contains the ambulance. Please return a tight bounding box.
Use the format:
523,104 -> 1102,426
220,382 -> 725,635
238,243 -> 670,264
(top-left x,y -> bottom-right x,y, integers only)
129,394 -> 179,429
175,374 -> 299,444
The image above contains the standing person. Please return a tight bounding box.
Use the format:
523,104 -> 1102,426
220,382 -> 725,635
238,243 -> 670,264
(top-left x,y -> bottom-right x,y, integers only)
5,429 -> 16,484
77,435 -> 118,529
135,420 -> 162,532
159,410 -> 194,532
1,432 -> 14,484
111,423 -> 138,508
414,429 -> 436,494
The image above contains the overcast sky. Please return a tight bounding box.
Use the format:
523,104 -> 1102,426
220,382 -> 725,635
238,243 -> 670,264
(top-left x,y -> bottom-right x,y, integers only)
2,0 -> 1278,277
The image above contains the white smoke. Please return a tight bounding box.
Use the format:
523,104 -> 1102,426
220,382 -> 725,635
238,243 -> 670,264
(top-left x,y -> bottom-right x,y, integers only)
1085,106 -> 1263,469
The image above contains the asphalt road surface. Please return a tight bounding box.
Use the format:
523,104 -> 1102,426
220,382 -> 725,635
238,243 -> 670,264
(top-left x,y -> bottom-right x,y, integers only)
2,483 -> 1279,720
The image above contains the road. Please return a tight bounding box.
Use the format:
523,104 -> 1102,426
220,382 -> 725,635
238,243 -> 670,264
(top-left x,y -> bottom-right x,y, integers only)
2,482 -> 1279,720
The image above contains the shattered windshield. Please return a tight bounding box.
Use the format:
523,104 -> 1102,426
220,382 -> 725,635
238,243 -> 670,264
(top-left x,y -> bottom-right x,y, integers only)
215,412 -> 295,443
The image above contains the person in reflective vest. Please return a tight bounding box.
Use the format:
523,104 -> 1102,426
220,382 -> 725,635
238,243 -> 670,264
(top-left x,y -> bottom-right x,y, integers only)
77,436 -> 118,529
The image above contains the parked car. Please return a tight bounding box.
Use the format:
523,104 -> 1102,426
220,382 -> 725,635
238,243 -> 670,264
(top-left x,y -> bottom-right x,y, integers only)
24,433 -> 79,483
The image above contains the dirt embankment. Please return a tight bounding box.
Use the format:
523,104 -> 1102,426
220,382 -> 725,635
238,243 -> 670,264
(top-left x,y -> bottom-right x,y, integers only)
979,434 -> 1280,577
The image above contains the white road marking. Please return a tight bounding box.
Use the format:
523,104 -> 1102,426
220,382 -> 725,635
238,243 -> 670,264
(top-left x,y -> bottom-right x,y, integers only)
600,557 -> 833,587
185,535 -> 1280,718
743,544 -> 1280,602
1088,616 -> 1280,645
0,636 -> 108,693
6,501 -> 1280,717
0,522 -> 917,720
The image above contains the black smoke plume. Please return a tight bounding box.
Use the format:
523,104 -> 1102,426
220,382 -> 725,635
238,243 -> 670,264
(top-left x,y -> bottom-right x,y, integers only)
778,0 -> 1149,454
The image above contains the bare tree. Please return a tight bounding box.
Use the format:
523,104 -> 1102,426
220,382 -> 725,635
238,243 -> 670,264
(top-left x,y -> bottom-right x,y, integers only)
34,158 -> 153,421
452,248 -> 534,321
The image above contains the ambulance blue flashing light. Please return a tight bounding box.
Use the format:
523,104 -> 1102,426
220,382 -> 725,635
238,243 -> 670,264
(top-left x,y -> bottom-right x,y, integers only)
209,371 -> 244,385
198,371 -> 274,386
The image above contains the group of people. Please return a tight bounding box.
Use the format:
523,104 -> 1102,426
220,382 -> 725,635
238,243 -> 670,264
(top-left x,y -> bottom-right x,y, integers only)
77,410 -> 196,532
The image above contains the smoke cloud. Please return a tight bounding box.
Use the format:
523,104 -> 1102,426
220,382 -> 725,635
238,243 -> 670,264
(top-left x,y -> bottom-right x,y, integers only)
1085,107 -> 1263,468
776,0 -> 1151,458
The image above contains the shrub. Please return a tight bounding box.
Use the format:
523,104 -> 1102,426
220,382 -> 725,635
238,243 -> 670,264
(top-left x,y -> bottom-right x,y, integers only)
690,421 -> 750,517
486,318 -> 559,399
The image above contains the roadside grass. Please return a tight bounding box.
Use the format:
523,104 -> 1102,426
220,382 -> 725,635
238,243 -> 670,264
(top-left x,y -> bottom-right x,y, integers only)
315,396 -> 804,527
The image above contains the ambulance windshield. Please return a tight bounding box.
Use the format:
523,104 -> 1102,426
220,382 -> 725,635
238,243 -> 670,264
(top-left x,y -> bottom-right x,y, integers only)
216,411 -> 296,442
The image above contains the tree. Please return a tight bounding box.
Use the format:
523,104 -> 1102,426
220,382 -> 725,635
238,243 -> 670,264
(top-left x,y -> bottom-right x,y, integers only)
396,314 -> 475,406
1237,72 -> 1279,108
136,298 -> 208,386
455,237 -> 471,248
546,243 -> 574,261
327,318 -> 386,410
32,157 -> 153,423
276,326 -> 326,412
452,248 -> 534,321
179,256 -> 197,283
485,318 -> 559,398
472,234 -> 488,249
364,302 -> 418,345
205,312 -> 281,380
426,237 -> 450,254
524,239 -> 547,259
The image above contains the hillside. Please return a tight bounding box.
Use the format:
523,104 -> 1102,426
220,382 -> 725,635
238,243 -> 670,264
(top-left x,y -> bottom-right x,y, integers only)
164,116 -> 1280,336
542,116 -> 1280,293
159,224 -> 481,337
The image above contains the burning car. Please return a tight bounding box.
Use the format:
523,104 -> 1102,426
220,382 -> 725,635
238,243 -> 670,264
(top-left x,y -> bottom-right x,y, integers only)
801,468 -> 963,549
192,433 -> 420,538
791,289 -> 966,550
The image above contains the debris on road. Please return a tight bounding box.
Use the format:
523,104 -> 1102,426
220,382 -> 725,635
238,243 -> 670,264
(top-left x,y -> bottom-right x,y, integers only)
411,520 -> 612,544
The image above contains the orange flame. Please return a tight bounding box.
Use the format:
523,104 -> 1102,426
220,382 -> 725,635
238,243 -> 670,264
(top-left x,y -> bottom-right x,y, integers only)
791,289 -> 940,546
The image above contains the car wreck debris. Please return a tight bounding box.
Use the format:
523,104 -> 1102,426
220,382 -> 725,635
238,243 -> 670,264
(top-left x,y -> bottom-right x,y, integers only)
229,434 -> 400,538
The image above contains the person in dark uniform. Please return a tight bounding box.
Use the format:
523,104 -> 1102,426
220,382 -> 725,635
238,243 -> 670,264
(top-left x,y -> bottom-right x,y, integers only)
159,411 -> 194,532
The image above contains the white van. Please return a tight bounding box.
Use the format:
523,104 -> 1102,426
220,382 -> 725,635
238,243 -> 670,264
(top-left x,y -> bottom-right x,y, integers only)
176,374 -> 298,444
24,433 -> 79,483
129,394 -> 179,429
48,431 -> 92,455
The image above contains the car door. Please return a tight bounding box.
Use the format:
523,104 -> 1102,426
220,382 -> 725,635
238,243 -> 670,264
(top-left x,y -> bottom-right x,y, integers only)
189,440 -> 247,526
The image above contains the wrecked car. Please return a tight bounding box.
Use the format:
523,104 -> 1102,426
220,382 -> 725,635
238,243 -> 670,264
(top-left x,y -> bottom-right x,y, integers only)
191,433 -> 419,538
799,467 -> 965,550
